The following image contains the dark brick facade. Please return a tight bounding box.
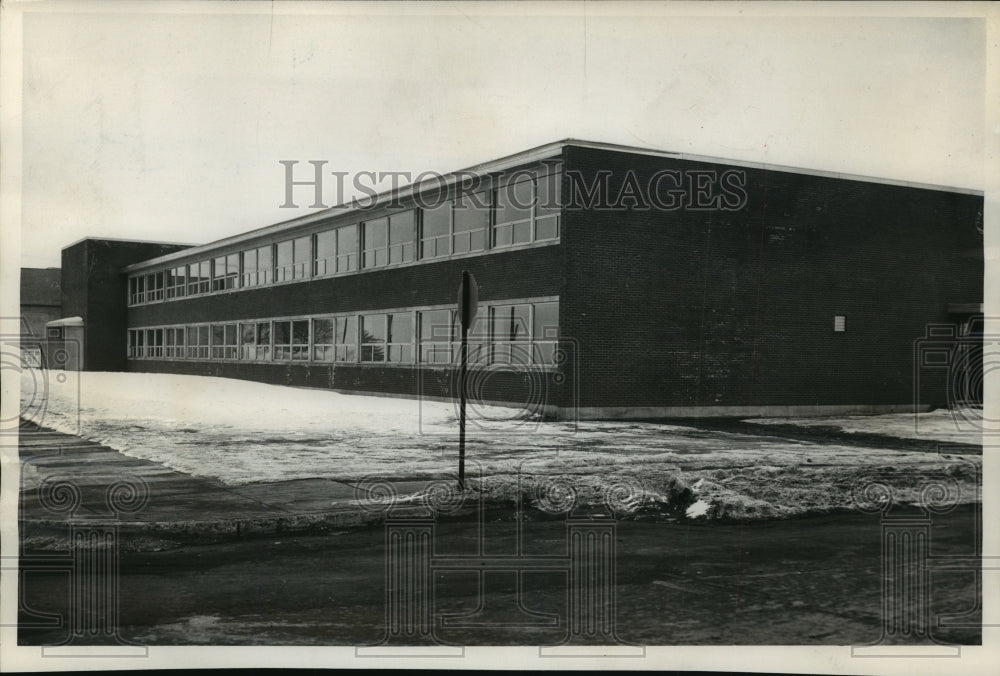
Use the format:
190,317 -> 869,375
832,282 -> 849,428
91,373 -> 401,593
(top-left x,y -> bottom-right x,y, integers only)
62,239 -> 191,371
559,146 -> 982,412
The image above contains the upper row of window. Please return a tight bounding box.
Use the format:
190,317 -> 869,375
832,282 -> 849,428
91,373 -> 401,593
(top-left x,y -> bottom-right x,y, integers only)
129,169 -> 560,305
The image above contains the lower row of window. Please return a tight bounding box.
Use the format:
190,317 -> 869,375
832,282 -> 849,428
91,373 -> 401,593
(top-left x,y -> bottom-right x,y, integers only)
127,300 -> 559,366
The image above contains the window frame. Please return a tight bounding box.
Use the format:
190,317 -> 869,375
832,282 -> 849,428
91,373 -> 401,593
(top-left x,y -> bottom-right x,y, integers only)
491,166 -> 562,250
210,323 -> 239,360
166,266 -> 186,299
312,317 -> 336,362
272,318 -> 310,361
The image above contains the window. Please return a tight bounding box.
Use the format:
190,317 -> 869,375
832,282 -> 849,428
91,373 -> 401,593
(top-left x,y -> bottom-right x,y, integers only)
531,301 -> 559,364
144,328 -> 164,358
388,211 -> 416,265
146,273 -> 164,302
420,202 -> 451,259
834,315 -> 846,332
534,170 -> 561,241
335,315 -> 357,362
490,304 -> 532,364
362,218 -> 388,269
492,168 -> 561,249
128,330 -> 142,358
242,249 -> 257,287
363,210 -> 417,269
212,254 -> 239,291
255,321 -> 271,360
239,323 -> 256,360
128,277 -> 143,305
493,177 -> 533,248
212,257 -> 226,291
418,309 -> 454,364
165,327 -> 186,358
274,241 -> 293,281
466,305 -> 490,365
361,314 -> 386,362
292,237 -> 310,280
211,324 -> 238,359
313,318 -> 335,361
227,253 -> 240,288
453,192 -> 489,254
275,237 -> 310,282
336,225 -> 359,273
454,300 -> 558,366
274,320 -> 309,360
188,261 -> 211,295
481,301 -> 558,365
186,326 -> 210,359
242,245 -> 273,287
167,266 -> 186,299
314,231 -> 336,277
387,312 -> 413,363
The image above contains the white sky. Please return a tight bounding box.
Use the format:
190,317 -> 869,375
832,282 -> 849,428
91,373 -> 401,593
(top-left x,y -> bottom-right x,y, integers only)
8,2 -> 993,267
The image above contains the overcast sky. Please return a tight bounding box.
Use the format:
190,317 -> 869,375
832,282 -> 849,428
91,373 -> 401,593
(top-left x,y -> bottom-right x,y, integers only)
13,2 -> 989,268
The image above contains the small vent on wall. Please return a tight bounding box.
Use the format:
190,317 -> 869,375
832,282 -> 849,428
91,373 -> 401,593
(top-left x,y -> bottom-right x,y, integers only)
834,315 -> 846,332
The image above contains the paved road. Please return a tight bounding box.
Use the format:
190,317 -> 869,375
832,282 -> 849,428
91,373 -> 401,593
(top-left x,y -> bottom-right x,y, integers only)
18,506 -> 981,646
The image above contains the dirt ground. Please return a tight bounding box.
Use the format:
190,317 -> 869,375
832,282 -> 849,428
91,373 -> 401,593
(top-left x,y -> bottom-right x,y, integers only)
18,504 -> 981,647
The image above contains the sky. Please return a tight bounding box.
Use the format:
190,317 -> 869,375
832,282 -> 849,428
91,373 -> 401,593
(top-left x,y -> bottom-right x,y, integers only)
8,2 -> 992,268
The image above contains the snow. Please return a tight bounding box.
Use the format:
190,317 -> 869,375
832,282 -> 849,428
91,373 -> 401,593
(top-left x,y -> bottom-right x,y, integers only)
685,500 -> 710,518
20,370 -> 982,521
743,409 -> 984,446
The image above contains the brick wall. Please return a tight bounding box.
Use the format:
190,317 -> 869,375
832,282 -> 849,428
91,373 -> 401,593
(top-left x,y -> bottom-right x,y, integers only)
62,239 -> 192,371
560,146 -> 982,410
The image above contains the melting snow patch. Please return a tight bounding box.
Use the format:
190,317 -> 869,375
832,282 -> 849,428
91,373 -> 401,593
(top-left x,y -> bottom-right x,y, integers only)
685,500 -> 710,518
19,370 -> 982,521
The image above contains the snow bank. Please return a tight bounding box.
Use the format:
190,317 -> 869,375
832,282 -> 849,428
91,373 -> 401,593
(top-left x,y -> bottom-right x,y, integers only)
744,409 -> 984,446
20,370 -> 982,521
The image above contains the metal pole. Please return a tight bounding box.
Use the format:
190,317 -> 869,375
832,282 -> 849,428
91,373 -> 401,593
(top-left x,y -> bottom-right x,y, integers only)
458,271 -> 469,491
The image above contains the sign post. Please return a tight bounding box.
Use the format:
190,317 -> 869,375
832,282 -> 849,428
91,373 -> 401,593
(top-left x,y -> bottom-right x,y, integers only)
456,270 -> 478,491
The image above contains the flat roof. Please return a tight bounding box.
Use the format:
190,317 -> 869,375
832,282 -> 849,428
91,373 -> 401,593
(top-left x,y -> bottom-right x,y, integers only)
122,139 -> 983,274
63,235 -> 197,251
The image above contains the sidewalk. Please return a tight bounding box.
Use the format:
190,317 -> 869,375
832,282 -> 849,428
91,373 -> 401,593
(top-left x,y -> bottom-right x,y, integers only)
17,421 -> 441,544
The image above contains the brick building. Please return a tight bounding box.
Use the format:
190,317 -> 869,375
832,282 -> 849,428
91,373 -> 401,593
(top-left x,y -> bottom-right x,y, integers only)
20,268 -> 61,338
59,141 -> 984,418
19,268 -> 61,366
